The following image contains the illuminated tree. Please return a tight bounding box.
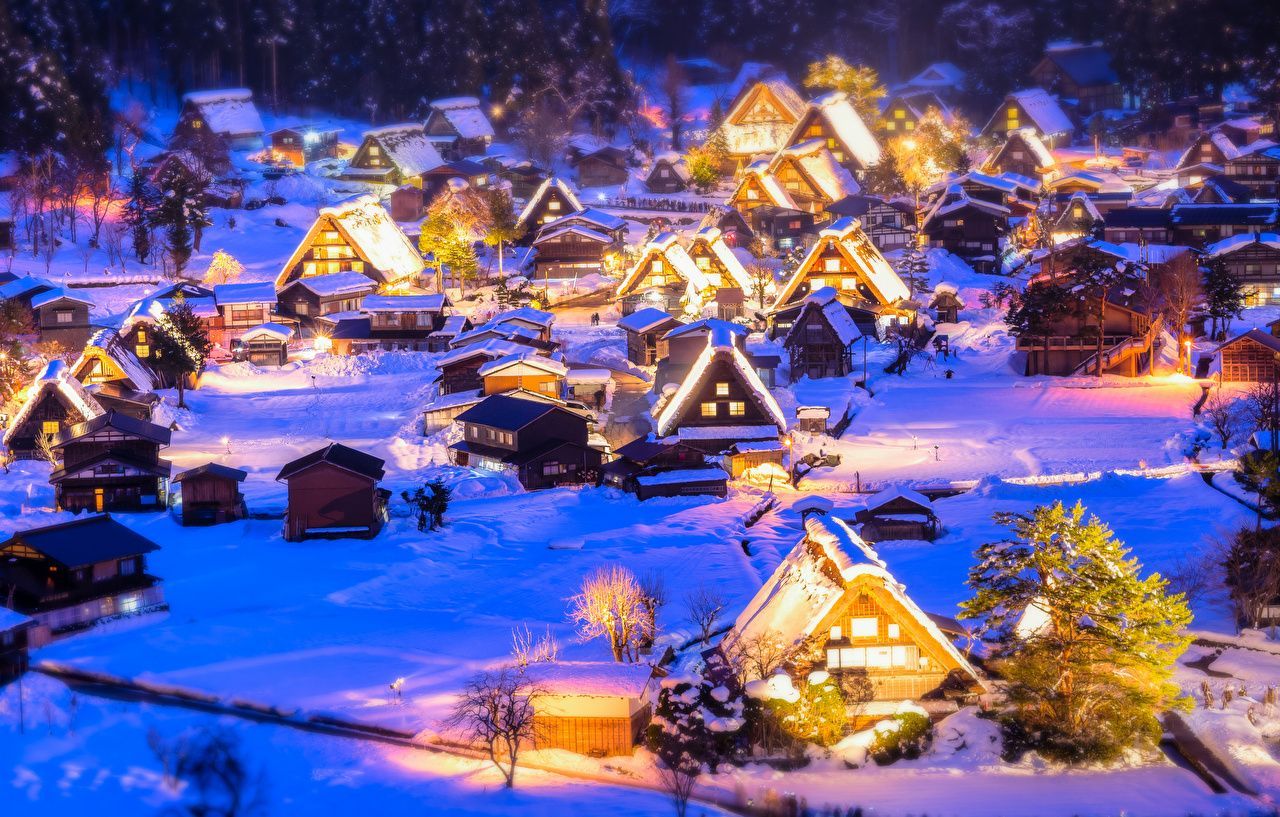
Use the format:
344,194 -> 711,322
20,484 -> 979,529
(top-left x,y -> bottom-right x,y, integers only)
481,188 -> 524,278
202,250 -> 244,285
803,55 -> 886,123
567,565 -> 652,662
884,108 -> 971,209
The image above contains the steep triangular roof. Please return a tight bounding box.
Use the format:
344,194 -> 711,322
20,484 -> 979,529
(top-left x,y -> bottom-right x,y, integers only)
770,138 -> 861,203
786,91 -> 882,170
727,513 -> 983,688
984,89 -> 1073,139
729,160 -> 796,209
71,329 -> 157,393
2,360 -> 105,447
517,177 -> 583,231
276,442 -> 385,482
427,97 -> 495,141
772,217 -> 910,309
276,194 -> 424,287
782,287 -> 865,348
654,327 -> 786,437
719,79 -> 808,157
691,226 -> 752,290
618,232 -> 710,296
181,88 -> 264,138
360,123 -> 445,177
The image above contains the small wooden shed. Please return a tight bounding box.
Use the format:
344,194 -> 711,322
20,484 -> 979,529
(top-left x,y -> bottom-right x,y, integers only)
238,323 -> 293,367
523,661 -> 655,757
618,308 -> 683,366
633,466 -> 729,500
795,406 -> 831,434
276,443 -> 389,541
854,486 -> 941,542
725,440 -> 786,478
172,462 -> 248,526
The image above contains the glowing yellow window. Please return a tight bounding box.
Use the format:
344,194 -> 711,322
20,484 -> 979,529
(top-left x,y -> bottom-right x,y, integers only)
136,345 -> 150,358
700,402 -> 717,417
810,277 -> 826,289
715,382 -> 730,396
904,121 -> 914,131
728,402 -> 745,416
42,421 -> 59,435
841,277 -> 859,290
894,109 -> 905,119
824,258 -> 841,272
885,121 -> 896,131
137,329 -> 147,343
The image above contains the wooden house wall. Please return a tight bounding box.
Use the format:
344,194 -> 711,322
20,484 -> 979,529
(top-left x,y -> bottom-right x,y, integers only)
924,206 -> 1003,257
1221,337 -> 1280,382
284,464 -> 380,540
5,391 -> 86,458
785,242 -> 879,306
645,161 -> 686,193
576,156 -> 628,188
521,188 -> 578,236
624,328 -> 671,366
786,306 -> 852,380
281,215 -> 376,284
439,358 -> 488,395
179,474 -> 245,524
987,136 -> 1043,178
533,707 -> 650,757
669,354 -> 771,430
789,108 -> 869,176
346,136 -> 411,186
483,371 -> 562,396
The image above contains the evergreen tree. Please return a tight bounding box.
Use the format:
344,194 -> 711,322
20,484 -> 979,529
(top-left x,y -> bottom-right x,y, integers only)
149,297 -> 213,409
123,169 -> 158,264
1203,258 -> 1247,340
961,501 -> 1192,763
803,55 -> 887,123
895,243 -> 930,298
153,168 -> 209,276
481,187 -> 523,279
1004,280 -> 1075,377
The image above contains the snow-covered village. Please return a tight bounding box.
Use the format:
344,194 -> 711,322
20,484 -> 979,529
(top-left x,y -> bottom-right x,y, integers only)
5,1 -> 1280,815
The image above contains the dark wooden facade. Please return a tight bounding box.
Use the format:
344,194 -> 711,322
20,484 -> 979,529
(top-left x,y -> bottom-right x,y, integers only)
173,462 -> 248,525
1218,330 -> 1280,382
3,381 -> 97,461
0,514 -> 164,644
1210,239 -> 1280,306
573,148 -> 629,188
983,130 -> 1052,179
33,292 -> 94,348
277,275 -> 376,322
49,412 -> 171,513
269,126 -> 341,167
450,394 -> 602,490
277,443 -> 389,541
619,310 -> 683,366
784,301 -> 855,381
922,201 -> 1005,260
1029,45 -> 1123,115
645,157 -> 688,193
516,179 -> 580,236
532,227 -> 619,281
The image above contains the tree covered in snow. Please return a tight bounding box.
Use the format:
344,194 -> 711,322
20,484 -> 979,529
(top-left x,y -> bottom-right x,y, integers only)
480,187 -> 524,278
895,243 -> 930,299
645,666 -> 745,816
1203,258 -> 1247,340
961,501 -> 1192,763
123,170 -> 159,264
803,55 -> 887,124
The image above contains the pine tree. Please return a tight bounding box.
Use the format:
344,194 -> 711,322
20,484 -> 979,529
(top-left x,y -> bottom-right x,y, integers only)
895,244 -> 930,298
1203,258 -> 1247,340
1005,280 -> 1074,376
123,169 -> 158,263
149,297 -> 213,409
481,188 -> 523,279
961,501 -> 1192,762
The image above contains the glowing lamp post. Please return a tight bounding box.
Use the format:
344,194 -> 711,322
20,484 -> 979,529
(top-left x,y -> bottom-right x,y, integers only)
313,335 -> 333,354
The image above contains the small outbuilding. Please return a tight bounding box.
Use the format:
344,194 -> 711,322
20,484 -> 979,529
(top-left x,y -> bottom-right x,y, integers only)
238,323 -> 293,367
523,661 -> 656,757
618,308 -> 684,366
854,486 -> 941,542
633,466 -> 729,500
172,462 -> 248,526
276,443 -> 390,541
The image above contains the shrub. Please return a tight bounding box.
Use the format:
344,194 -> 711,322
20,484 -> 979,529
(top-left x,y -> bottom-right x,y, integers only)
869,712 -> 932,764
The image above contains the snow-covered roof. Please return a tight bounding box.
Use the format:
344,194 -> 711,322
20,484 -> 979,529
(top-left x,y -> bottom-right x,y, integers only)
635,467 -> 728,486
29,287 -> 93,310
360,294 -> 447,312
649,153 -> 690,182
729,514 -> 982,688
182,88 -> 264,137
3,359 -> 105,448
0,276 -> 54,300
478,353 -> 567,379
428,97 -> 495,140
1005,127 -> 1055,169
493,306 -> 554,328
989,89 -> 1073,138
773,138 -> 861,202
618,232 -> 710,296
785,287 -> 864,347
0,606 -> 31,631
675,424 -> 780,441
430,315 -> 469,337
664,317 -> 748,341
284,271 -> 378,297
797,91 -> 882,169
533,224 -> 612,246
277,194 -> 424,287
1206,232 -> 1280,258
437,338 -> 530,368
1057,192 -> 1103,225
241,322 -> 293,341
517,177 -> 583,229
904,62 -> 965,89
864,486 -> 933,513
76,329 -> 156,393
618,307 -> 680,334
522,661 -> 654,699
732,160 -> 796,209
214,281 -> 277,305
720,79 -> 808,156
772,217 -> 910,309
655,331 -> 786,437
539,207 -> 626,237
921,186 -> 1011,228
694,227 -> 753,290
364,123 -> 445,177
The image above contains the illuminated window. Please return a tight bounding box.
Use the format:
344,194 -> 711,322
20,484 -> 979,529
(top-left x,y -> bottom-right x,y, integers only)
700,402 -> 717,417
894,109 -> 905,119
885,121 -> 896,131
368,145 -> 381,156
548,200 -> 561,211
810,277 -> 826,289
42,421 -> 59,436
136,345 -> 150,358
652,259 -> 664,272
715,382 -> 730,396
888,622 -> 900,639
904,121 -> 914,131
696,256 -> 710,269
824,258 -> 841,272
849,617 -> 878,638
56,310 -> 73,324
728,401 -> 745,416
830,625 -> 842,639
137,329 -> 148,343
841,277 -> 859,290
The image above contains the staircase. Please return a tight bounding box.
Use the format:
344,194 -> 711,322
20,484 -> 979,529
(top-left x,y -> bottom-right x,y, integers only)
1071,316 -> 1163,376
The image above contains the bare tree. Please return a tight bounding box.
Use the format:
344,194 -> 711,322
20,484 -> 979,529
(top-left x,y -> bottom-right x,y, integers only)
655,747 -> 701,817
1218,526 -> 1280,630
722,629 -> 800,686
510,624 -> 559,669
838,672 -> 876,722
445,668 -> 543,789
1244,380 -> 1280,436
568,565 -> 653,662
148,727 -> 269,817
1203,391 -> 1241,449
1160,258 -> 1203,374
640,570 -> 667,649
745,261 -> 773,310
684,586 -> 726,646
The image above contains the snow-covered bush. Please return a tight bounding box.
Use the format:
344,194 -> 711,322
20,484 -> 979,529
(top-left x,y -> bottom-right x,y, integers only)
645,666 -> 747,769
869,711 -> 933,763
